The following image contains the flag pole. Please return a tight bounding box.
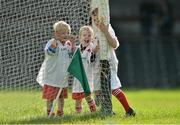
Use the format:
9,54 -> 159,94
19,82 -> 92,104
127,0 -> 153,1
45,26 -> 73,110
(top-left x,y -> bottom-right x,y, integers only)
48,88 -> 63,117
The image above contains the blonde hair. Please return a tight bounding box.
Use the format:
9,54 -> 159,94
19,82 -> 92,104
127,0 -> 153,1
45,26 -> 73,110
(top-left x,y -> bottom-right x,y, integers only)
79,26 -> 94,37
53,21 -> 71,34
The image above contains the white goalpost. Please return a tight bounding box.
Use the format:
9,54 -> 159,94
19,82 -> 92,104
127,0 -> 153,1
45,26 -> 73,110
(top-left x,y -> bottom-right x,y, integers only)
91,0 -> 110,60
91,0 -> 113,115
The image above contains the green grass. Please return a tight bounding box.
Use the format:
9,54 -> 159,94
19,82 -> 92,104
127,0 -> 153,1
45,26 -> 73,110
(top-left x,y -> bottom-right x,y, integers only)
0,89 -> 180,124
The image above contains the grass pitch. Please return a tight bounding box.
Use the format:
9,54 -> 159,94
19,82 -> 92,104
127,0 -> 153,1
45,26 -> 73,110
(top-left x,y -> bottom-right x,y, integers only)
0,89 -> 180,124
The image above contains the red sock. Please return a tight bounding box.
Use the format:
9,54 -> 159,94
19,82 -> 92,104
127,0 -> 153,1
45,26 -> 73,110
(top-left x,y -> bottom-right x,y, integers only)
47,109 -> 55,116
76,105 -> 82,113
112,88 -> 130,112
87,99 -> 96,112
57,110 -> 64,117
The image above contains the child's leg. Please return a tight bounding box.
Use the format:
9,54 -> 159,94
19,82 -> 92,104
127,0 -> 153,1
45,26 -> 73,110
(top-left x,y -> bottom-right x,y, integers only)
112,88 -> 135,116
75,99 -> 83,113
72,93 -> 84,113
85,95 -> 96,112
56,88 -> 68,116
47,100 -> 55,116
57,97 -> 64,116
43,85 -> 56,116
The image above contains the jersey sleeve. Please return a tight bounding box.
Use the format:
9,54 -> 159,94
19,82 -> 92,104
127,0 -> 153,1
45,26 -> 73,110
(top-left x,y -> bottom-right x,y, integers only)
108,24 -> 119,49
45,39 -> 58,56
108,25 -> 118,41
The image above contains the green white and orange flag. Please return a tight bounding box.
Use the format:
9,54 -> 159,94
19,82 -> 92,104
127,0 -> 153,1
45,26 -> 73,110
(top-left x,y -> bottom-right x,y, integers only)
67,48 -> 91,95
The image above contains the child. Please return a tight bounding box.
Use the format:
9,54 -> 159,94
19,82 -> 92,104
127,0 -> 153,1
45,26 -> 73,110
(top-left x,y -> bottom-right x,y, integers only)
91,8 -> 136,116
72,26 -> 96,113
36,21 -> 75,117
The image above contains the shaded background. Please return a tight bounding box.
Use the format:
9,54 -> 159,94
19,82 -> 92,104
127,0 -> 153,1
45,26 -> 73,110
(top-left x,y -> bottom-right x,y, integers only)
110,0 -> 180,88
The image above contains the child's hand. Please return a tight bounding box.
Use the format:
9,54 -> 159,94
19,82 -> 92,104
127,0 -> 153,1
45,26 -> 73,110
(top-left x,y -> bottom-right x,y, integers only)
92,38 -> 100,53
98,21 -> 109,34
50,38 -> 58,48
69,35 -> 78,52
93,44 -> 100,53
69,35 -> 78,43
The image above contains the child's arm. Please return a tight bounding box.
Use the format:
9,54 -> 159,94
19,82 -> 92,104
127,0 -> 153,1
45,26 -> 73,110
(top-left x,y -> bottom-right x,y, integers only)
46,38 -> 58,55
92,37 -> 100,53
69,35 -> 78,52
66,35 -> 78,58
91,8 -> 119,49
98,22 -> 119,49
90,39 -> 99,62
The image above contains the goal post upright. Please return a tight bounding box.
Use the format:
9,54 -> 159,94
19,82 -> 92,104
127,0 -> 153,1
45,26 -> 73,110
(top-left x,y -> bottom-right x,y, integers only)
91,0 -> 113,115
91,0 -> 110,60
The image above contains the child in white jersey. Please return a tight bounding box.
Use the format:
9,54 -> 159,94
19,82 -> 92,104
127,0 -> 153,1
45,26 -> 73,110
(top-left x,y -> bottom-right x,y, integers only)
91,8 -> 136,116
72,26 -> 96,113
36,21 -> 75,117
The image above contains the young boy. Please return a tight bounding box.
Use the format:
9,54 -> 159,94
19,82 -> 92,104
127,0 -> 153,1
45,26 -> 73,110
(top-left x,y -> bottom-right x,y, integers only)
36,21 -> 75,117
72,26 -> 96,113
91,8 -> 136,116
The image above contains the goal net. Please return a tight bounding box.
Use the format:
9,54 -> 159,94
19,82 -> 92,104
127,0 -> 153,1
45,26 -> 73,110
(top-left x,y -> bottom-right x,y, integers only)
0,0 -> 91,90
0,0 -> 113,119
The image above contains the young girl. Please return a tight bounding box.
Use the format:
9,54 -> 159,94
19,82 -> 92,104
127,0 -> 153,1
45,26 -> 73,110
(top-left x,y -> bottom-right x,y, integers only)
36,21 -> 75,117
72,26 -> 96,113
91,8 -> 136,116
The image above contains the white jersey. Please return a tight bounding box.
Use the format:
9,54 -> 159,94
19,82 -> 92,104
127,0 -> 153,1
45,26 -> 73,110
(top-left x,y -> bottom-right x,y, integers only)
36,39 -> 72,88
72,43 -> 94,93
93,25 -> 121,91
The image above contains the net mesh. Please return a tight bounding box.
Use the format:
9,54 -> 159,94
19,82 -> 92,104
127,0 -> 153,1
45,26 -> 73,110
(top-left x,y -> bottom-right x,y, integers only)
0,0 -> 91,90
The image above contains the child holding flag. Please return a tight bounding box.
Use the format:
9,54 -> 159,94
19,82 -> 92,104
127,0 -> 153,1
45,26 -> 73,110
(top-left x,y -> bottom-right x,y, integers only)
36,21 -> 75,117
71,26 -> 96,113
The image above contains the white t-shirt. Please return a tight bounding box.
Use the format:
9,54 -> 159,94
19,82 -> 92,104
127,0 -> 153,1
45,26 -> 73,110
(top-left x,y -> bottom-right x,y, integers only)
36,39 -> 72,88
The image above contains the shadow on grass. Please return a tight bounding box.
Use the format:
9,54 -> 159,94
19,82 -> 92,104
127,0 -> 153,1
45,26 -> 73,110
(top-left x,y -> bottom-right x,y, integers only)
10,112 -> 109,124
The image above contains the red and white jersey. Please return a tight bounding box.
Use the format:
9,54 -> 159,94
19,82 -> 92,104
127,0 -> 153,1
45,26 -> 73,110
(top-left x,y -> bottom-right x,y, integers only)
72,43 -> 94,93
36,39 -> 72,88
